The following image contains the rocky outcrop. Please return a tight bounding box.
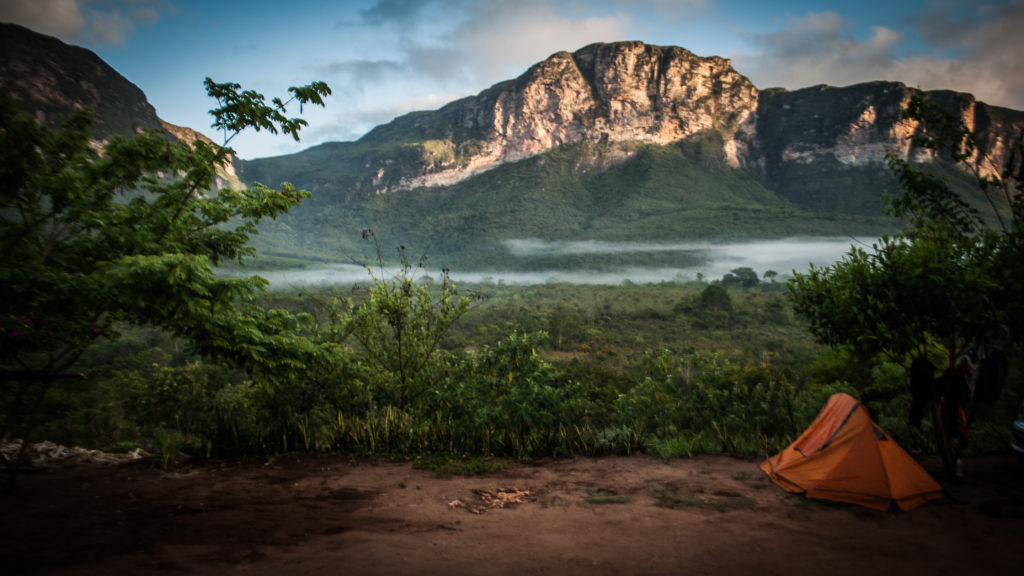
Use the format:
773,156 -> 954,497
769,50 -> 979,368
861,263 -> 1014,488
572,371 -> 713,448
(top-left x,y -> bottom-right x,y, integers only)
160,120 -> 244,189
740,82 -> 1024,212
353,41 -> 1022,197
363,42 -> 761,192
0,22 -> 242,188
0,22 -> 164,139
480,42 -> 758,160
753,82 -> 1023,180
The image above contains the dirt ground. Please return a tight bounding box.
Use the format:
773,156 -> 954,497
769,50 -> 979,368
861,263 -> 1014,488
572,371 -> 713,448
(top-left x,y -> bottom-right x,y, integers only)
2,451 -> 1022,575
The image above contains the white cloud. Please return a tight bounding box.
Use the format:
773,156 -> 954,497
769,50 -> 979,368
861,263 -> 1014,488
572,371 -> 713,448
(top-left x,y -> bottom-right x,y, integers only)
734,2 -> 1024,110
904,0 -> 1024,109
737,12 -> 907,89
341,0 -> 629,93
452,1 -> 629,81
88,8 -> 135,44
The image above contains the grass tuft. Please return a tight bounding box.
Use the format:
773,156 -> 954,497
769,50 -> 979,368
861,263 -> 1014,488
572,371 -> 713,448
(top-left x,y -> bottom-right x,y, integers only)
654,486 -> 757,512
413,455 -> 510,478
587,488 -> 631,504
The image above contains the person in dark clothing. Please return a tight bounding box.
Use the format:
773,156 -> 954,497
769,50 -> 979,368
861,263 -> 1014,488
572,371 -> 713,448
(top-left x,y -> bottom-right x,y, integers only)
908,355 -> 936,429
973,349 -> 1008,403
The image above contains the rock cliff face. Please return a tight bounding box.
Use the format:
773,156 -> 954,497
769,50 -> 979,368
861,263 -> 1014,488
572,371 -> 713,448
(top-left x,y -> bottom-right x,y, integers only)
754,82 -> 1019,174
482,42 -> 758,162
160,120 -> 243,189
0,22 -> 164,140
747,82 -> 1024,211
364,42 -> 760,192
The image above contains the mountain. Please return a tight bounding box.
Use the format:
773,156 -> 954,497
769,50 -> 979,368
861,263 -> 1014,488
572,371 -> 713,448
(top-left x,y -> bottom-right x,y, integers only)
3,26 -> 1021,270
241,41 -> 1023,268
0,22 -> 242,188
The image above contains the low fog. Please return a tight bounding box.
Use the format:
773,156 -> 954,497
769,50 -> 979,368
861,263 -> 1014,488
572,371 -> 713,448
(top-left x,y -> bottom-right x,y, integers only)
240,237 -> 871,289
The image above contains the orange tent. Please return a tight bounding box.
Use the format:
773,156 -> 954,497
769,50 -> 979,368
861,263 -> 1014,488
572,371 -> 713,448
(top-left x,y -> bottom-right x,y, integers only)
760,393 -> 943,511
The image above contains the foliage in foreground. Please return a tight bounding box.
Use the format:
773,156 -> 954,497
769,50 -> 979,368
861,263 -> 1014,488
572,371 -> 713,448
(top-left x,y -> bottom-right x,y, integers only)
789,94 -> 1024,476
0,79 -> 333,469
26,276 -> 1019,469
36,332 -> 815,461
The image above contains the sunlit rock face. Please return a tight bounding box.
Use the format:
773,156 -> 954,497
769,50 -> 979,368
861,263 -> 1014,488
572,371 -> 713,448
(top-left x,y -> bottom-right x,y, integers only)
392,41 -> 761,191
485,42 -> 758,160
160,121 -> 244,190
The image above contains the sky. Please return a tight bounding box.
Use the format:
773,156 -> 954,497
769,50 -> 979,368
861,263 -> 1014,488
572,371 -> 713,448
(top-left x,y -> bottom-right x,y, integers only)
2,0 -> 1023,160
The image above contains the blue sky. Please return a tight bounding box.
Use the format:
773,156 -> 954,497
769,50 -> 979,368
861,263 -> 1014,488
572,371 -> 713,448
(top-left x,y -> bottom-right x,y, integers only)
3,0 -> 1022,160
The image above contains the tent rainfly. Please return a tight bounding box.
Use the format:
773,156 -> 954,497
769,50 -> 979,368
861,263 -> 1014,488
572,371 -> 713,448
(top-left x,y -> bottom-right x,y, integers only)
760,393 -> 944,511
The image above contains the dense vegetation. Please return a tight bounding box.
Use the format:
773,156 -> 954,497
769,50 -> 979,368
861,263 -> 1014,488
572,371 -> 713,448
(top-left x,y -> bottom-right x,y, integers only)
0,79 -> 333,472
790,95 -> 1024,476
12,271 -> 1021,471
3,83 -> 1021,480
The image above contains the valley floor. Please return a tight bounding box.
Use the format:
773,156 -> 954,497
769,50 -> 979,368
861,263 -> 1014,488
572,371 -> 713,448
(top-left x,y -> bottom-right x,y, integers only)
3,452 -> 1023,575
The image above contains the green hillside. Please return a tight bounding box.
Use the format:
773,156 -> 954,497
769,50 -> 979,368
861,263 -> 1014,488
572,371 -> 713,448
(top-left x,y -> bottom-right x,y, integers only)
247,135 -> 896,270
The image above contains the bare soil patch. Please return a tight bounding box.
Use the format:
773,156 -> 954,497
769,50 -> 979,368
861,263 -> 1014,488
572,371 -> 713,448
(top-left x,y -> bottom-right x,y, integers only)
3,452 -> 1022,575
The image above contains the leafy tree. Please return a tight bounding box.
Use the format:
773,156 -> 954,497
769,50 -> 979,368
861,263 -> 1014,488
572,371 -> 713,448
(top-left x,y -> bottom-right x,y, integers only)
0,78 -> 334,469
788,94 -> 1023,475
548,303 -> 584,350
698,284 -> 733,316
721,266 -> 759,288
332,234 -> 478,409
